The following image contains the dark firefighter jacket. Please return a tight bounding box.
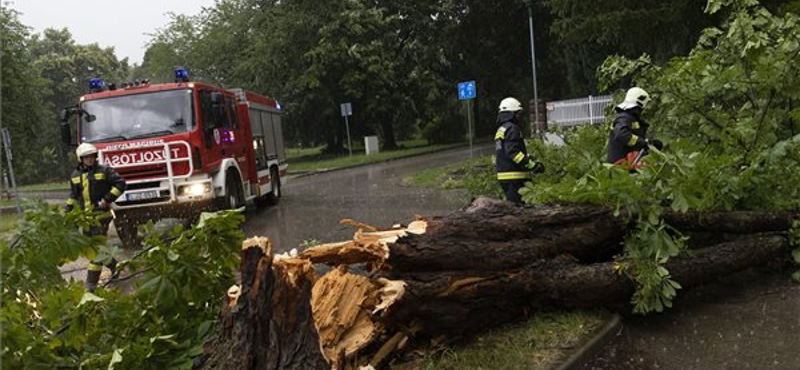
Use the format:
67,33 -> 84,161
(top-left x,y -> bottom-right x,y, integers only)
606,106 -> 649,164
66,163 -> 127,211
495,112 -> 534,181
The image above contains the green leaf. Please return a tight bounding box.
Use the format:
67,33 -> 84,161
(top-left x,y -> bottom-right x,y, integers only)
168,249 -> 180,262
107,348 -> 124,370
647,211 -> 660,226
671,191 -> 689,213
150,334 -> 176,344
78,292 -> 104,307
792,249 -> 800,264
196,320 -> 213,339
139,276 -> 162,292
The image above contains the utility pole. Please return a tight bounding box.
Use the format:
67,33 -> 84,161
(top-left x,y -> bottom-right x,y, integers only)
526,0 -> 541,138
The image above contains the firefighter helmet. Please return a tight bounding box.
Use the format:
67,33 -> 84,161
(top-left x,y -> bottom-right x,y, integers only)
76,143 -> 98,158
620,87 -> 651,109
499,97 -> 523,112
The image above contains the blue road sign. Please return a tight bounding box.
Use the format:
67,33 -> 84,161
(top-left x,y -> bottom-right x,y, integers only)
458,81 -> 476,100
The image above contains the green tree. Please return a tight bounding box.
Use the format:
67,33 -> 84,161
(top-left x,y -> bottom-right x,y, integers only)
522,0 -> 800,313
138,13 -> 202,83
29,28 -> 131,177
0,7 -> 55,184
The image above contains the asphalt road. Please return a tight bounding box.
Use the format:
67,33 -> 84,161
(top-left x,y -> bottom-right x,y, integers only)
242,144 -> 494,252
578,268 -> 800,370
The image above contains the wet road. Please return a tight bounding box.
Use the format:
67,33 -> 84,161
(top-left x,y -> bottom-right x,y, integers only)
242,145 -> 494,253
579,268 -> 800,370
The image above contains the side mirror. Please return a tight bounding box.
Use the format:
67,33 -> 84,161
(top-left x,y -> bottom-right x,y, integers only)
58,109 -> 69,122
60,122 -> 73,145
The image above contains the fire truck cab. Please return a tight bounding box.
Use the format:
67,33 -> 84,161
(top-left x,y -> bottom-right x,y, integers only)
60,69 -> 287,246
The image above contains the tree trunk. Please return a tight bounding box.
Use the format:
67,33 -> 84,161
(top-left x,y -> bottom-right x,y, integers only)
388,234 -> 789,336
381,120 -> 397,150
201,238 -> 328,370
662,210 -> 798,233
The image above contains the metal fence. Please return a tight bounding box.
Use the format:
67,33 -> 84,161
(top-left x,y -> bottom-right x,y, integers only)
546,95 -> 613,127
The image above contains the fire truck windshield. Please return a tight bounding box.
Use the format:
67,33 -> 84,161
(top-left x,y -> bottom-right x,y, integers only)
80,89 -> 194,143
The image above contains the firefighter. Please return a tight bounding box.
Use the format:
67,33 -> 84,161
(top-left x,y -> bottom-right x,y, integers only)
494,97 -> 544,204
66,143 -> 127,291
606,87 -> 662,168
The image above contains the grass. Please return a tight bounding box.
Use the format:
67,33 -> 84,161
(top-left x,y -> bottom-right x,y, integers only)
286,145 -> 324,160
0,213 -> 20,238
403,155 -> 503,199
288,139 -> 467,173
17,182 -> 68,192
0,198 -> 24,207
403,310 -> 607,370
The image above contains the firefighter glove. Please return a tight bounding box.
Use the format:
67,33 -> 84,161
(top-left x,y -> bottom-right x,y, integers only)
650,139 -> 664,151
526,160 -> 545,174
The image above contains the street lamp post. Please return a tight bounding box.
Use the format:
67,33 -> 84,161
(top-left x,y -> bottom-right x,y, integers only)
525,0 -> 541,138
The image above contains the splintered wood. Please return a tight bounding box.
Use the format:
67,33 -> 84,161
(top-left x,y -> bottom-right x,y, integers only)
201,197 -> 796,370
311,266 -> 381,364
299,220 -> 427,268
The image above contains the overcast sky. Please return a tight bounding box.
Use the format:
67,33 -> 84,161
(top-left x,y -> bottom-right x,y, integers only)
10,0 -> 216,64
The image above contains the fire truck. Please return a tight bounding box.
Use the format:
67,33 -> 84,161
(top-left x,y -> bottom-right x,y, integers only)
59,68 -> 287,246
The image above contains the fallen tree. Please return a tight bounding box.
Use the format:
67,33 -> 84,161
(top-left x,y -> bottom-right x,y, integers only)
200,197 -> 795,370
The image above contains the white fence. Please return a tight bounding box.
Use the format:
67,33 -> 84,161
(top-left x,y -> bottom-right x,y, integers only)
546,95 -> 613,127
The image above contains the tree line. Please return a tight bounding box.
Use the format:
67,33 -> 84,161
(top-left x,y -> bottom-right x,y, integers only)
2,0 -> 799,184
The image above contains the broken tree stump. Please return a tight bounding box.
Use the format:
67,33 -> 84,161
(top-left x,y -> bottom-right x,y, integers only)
201,238 -> 328,370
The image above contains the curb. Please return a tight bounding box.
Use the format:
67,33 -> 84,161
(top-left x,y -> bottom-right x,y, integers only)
552,314 -> 621,370
287,142 -> 493,180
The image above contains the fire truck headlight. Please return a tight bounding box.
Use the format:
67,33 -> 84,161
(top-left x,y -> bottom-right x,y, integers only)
180,183 -> 211,196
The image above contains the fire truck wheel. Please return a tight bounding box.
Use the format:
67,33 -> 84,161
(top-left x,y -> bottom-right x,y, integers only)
224,172 -> 245,210
114,217 -> 141,249
266,167 -> 281,205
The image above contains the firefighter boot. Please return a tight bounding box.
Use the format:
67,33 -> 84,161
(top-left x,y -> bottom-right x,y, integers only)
85,263 -> 103,292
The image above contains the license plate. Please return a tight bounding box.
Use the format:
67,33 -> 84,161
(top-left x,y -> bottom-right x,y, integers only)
125,191 -> 160,202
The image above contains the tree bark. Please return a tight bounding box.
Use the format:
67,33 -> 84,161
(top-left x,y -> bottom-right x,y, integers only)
387,234 -> 789,336
662,210 -> 798,233
201,238 -> 328,370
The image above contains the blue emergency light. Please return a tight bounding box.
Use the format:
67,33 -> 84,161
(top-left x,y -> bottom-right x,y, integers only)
175,67 -> 190,82
276,101 -> 282,111
89,77 -> 104,91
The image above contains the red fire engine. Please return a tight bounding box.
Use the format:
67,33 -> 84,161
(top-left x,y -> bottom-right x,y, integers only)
60,68 -> 287,246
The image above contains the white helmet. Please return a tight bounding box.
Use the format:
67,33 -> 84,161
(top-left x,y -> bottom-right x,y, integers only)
499,97 -> 523,112
618,87 -> 651,110
76,143 -> 98,158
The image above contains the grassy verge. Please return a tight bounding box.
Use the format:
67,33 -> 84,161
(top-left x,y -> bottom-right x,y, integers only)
288,140 -> 466,173
402,155 -> 502,199
403,310 -> 607,370
0,198 -> 23,207
17,182 -> 68,192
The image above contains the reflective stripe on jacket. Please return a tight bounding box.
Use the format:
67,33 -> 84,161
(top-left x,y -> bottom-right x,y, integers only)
607,107 -> 649,164
67,163 -> 126,211
495,112 -> 533,181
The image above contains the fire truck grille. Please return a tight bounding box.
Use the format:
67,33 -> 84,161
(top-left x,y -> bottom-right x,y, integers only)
118,164 -> 169,181
126,181 -> 161,190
